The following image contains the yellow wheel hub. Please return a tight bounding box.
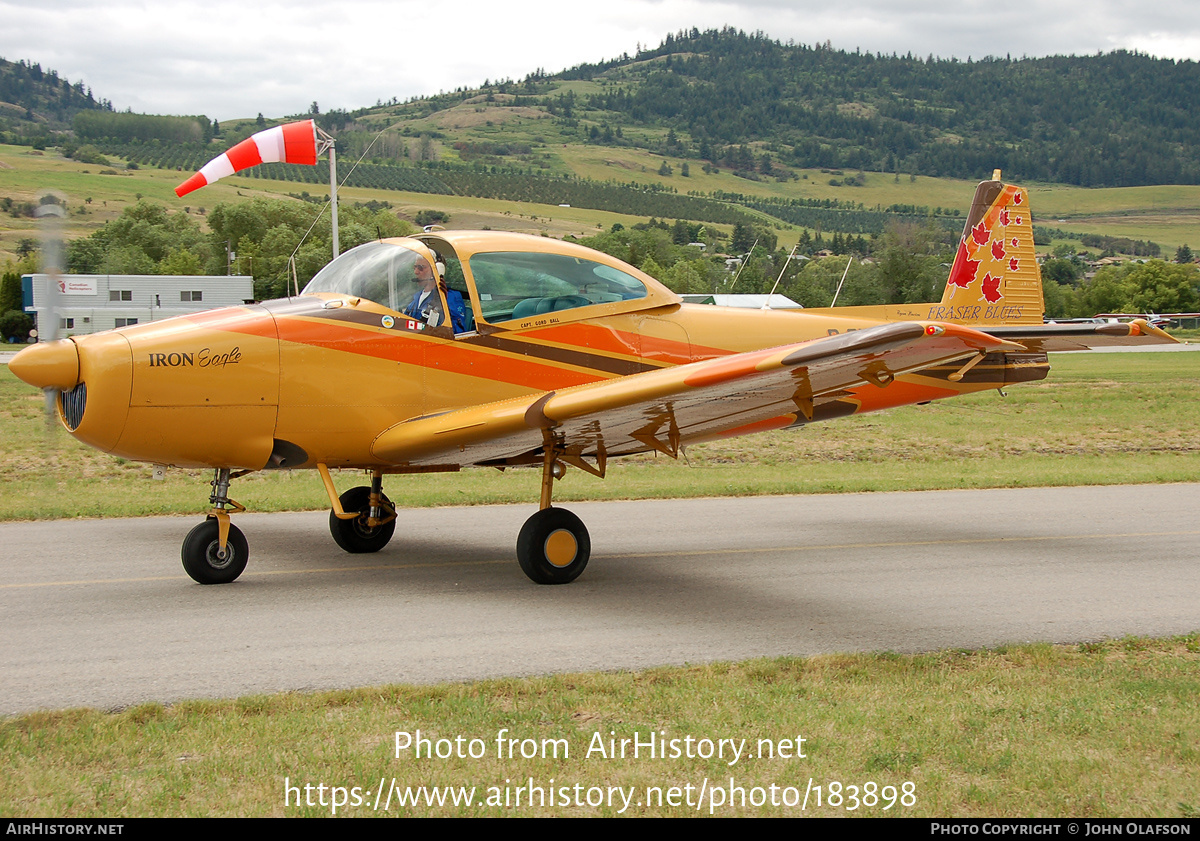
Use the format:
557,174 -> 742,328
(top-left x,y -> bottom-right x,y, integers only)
544,529 -> 578,568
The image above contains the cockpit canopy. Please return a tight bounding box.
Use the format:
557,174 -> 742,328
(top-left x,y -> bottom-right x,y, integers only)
467,251 -> 647,324
301,235 -> 676,332
302,241 -> 429,313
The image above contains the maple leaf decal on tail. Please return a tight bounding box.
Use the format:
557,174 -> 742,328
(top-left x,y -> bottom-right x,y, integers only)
1010,258 -> 1020,271
981,273 -> 1003,303
947,240 -> 980,289
991,240 -> 1006,261
971,221 -> 990,246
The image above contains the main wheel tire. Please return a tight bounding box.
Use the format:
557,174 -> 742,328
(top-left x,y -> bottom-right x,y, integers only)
330,486 -> 396,554
517,507 -> 590,584
181,519 -> 248,584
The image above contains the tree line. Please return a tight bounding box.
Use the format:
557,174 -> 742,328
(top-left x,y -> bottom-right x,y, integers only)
60,198 -> 413,302
578,219 -> 1197,319
4,200 -> 1193,344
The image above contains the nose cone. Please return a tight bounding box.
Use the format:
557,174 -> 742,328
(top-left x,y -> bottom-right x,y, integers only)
8,340 -> 80,390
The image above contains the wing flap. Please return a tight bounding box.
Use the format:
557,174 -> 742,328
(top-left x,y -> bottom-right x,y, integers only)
371,321 -> 1020,467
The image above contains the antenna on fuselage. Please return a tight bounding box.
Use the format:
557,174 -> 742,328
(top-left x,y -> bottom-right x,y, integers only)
762,244 -> 800,310
829,255 -> 854,307
727,238 -> 758,293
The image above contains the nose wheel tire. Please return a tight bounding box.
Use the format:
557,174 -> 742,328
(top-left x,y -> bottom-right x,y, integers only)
181,518 -> 248,584
330,486 -> 396,554
517,507 -> 590,584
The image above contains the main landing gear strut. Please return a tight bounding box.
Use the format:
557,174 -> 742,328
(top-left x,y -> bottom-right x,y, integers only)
515,438 -> 591,585
317,451 -> 590,585
325,469 -> 397,554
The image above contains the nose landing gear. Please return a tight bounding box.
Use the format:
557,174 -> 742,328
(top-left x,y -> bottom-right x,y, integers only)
181,518 -> 248,584
181,468 -> 250,584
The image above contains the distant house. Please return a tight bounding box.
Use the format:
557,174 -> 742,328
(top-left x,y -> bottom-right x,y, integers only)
22,273 -> 254,340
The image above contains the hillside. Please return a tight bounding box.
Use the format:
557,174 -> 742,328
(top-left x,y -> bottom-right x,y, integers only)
287,28 -> 1200,190
0,57 -> 113,138
557,29 -> 1200,188
8,30 -> 1200,192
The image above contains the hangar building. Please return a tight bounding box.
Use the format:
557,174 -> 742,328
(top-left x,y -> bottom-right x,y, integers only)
21,273 -> 254,340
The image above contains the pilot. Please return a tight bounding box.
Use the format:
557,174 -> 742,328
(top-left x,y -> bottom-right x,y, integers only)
404,256 -> 466,332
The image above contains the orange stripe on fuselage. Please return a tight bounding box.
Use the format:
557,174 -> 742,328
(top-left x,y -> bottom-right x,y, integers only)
278,316 -> 608,390
182,306 -> 278,337
528,322 -> 732,365
186,307 -> 609,391
525,323 -> 642,358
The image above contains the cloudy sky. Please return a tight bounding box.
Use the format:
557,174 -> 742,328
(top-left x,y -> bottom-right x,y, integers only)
4,0 -> 1200,122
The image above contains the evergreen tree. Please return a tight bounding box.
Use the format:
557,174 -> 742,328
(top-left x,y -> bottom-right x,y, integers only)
0,270 -> 23,315
731,222 -> 755,254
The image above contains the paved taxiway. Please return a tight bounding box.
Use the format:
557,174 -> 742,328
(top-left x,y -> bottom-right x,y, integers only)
3,483 -> 1198,715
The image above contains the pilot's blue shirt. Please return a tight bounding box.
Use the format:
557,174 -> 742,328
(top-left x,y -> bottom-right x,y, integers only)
405,288 -> 466,333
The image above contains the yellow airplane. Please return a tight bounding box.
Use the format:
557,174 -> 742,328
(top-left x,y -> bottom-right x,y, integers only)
8,174 -> 1175,585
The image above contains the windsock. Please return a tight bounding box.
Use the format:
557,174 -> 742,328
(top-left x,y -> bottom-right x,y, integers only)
175,119 -> 320,197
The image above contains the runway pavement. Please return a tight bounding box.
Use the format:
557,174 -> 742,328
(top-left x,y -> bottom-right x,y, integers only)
2,483 -> 1198,715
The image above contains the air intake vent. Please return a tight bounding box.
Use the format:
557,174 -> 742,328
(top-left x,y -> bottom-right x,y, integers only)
60,383 -> 87,431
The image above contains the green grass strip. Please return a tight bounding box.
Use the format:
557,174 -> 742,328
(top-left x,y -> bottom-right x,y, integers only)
2,637 -> 1197,817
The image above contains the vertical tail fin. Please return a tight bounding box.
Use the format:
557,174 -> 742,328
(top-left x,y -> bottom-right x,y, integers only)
939,173 -> 1044,325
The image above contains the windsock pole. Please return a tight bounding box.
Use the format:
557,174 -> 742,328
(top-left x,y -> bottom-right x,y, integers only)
311,124 -> 339,258
328,139 -> 338,257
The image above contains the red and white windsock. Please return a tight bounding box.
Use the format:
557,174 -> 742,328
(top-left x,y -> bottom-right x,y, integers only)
175,119 -> 322,197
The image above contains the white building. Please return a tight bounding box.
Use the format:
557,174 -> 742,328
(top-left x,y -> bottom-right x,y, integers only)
680,293 -> 803,310
22,273 -> 254,340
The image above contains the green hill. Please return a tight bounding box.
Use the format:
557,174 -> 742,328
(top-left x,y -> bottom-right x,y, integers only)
555,28 -> 1200,188
10,30 -> 1200,192
0,57 -> 112,139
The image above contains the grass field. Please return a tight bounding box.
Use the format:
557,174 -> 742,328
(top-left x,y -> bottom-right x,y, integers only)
2,637 -> 1197,816
8,139 -> 1200,263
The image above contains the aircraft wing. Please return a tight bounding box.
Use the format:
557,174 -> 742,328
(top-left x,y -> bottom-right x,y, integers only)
984,318 -> 1179,353
371,321 -> 1022,469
